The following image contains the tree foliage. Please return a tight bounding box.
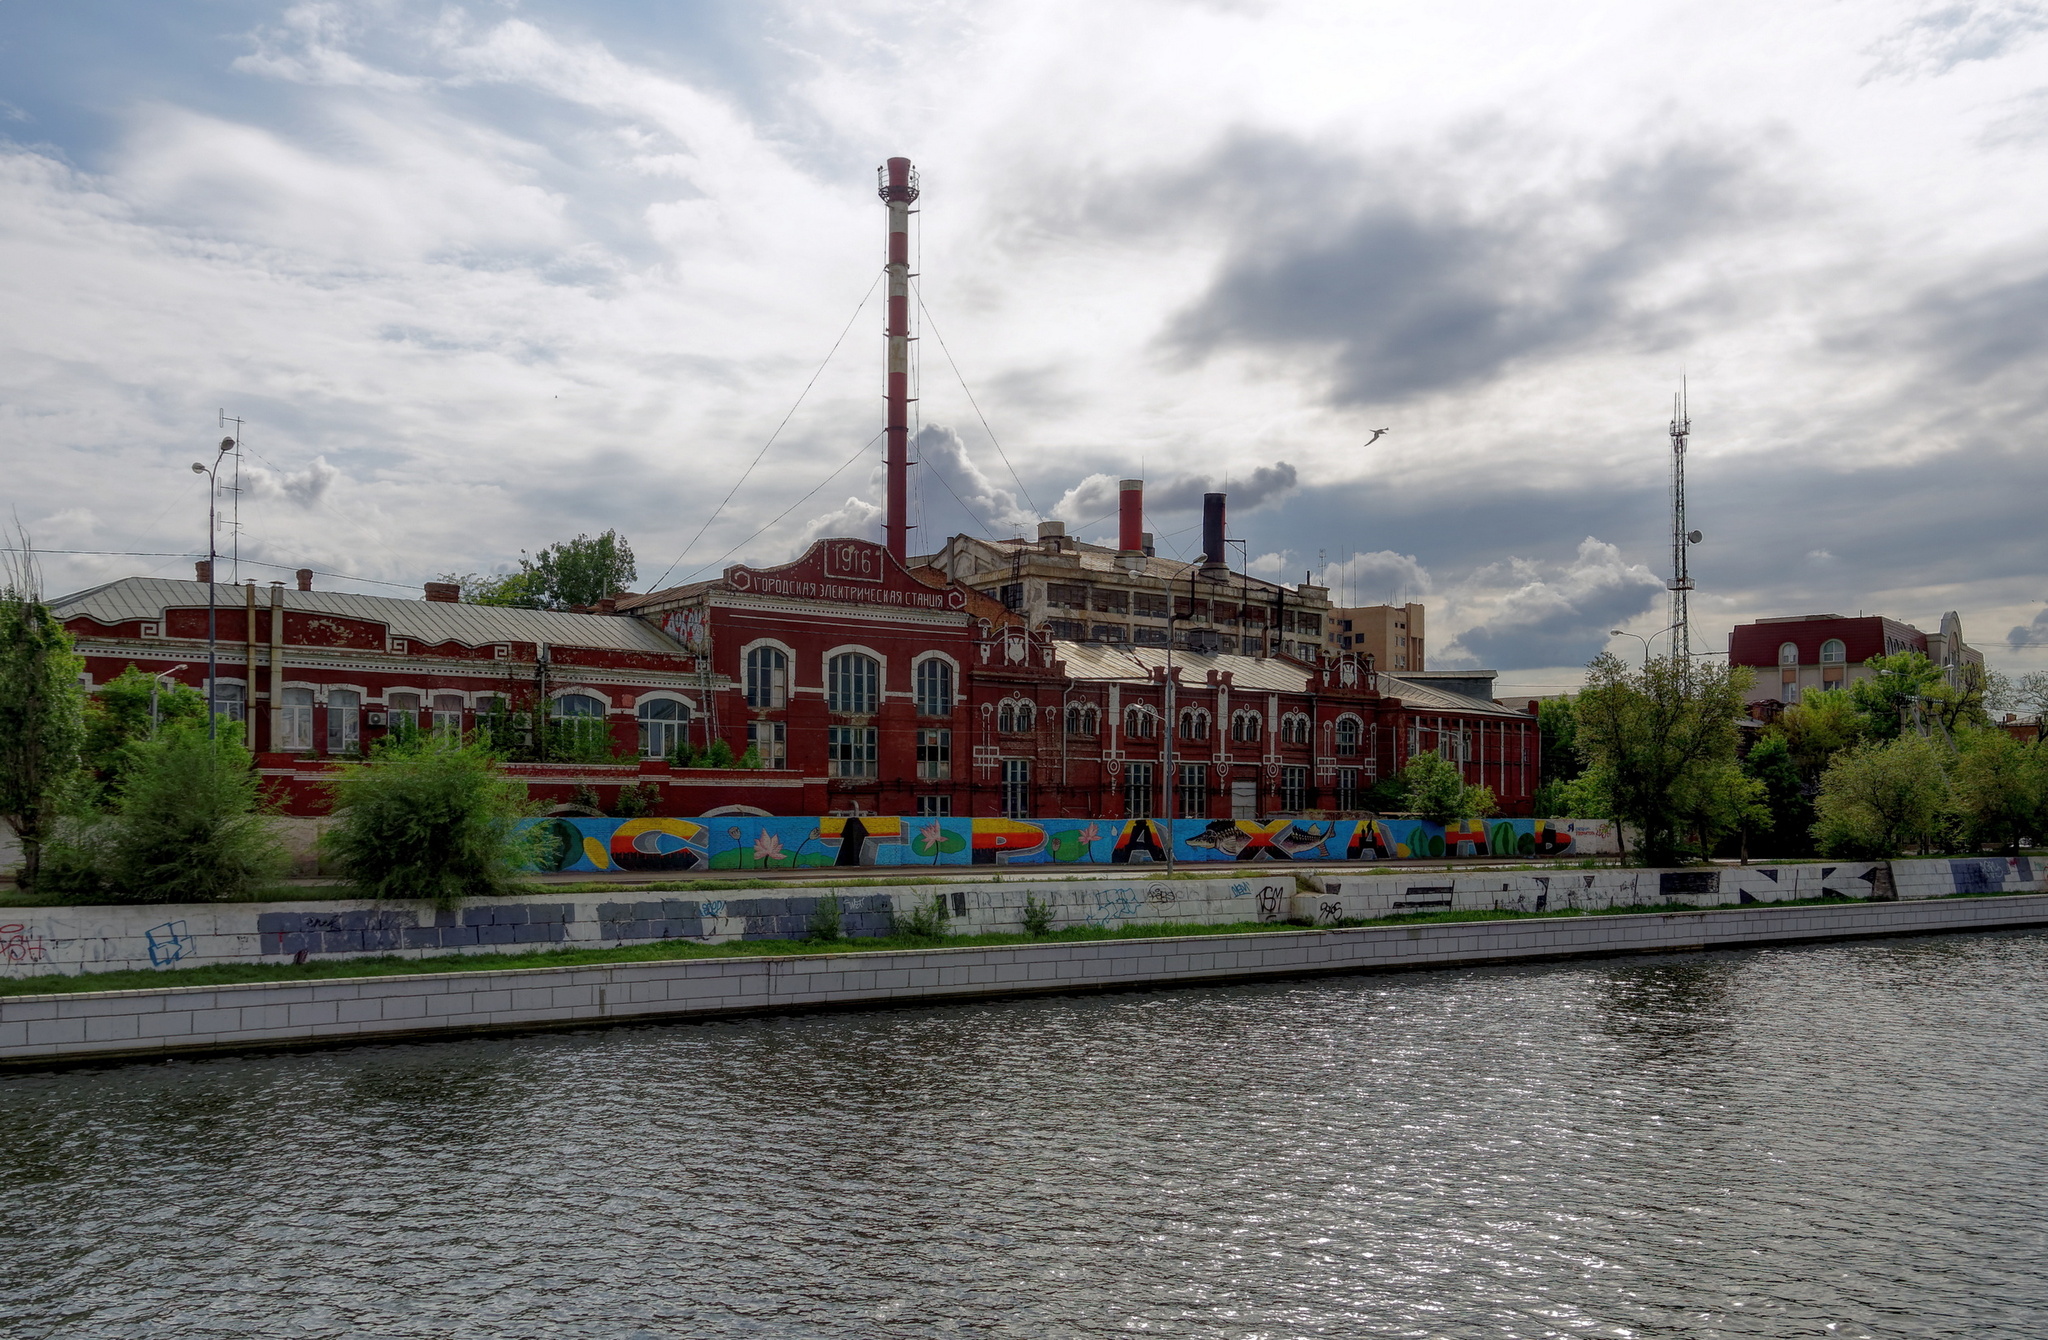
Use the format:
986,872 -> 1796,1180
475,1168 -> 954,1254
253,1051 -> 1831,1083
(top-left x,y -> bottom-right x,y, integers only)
80,665 -> 208,802
1849,652 -> 1948,742
1739,731 -> 1806,858
1572,653 -> 1756,865
0,582 -> 87,891
1811,735 -> 1951,858
1396,752 -> 1496,825
320,733 -> 536,907
1949,728 -> 2047,853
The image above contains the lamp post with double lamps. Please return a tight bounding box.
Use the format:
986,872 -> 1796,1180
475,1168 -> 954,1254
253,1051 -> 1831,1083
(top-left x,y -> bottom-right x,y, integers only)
1161,555 -> 1209,875
1609,623 -> 1680,669
191,436 -> 235,740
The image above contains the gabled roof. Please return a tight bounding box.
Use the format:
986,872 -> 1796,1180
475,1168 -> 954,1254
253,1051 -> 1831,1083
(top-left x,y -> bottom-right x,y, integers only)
1378,674 -> 1523,719
51,577 -> 688,655
1053,641 -> 1317,693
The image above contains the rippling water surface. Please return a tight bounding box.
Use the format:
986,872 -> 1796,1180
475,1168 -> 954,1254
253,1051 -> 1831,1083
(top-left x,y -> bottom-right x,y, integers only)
4,931 -> 2047,1338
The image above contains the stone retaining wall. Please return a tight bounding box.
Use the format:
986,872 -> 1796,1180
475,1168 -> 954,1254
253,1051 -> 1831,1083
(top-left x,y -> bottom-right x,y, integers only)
1,856 -> 2038,982
5,892 -> 2047,1067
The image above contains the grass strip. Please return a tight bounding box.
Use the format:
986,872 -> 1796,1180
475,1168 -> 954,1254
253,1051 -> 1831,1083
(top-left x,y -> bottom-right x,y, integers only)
0,892 -> 1924,999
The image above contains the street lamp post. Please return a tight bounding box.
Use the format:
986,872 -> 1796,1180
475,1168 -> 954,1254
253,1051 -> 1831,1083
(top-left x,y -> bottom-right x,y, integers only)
192,436 -> 235,739
149,665 -> 189,732
1610,623 -> 1681,669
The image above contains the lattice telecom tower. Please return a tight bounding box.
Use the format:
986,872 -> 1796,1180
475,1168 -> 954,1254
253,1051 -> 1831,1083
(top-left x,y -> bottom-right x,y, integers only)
1668,385 -> 1699,664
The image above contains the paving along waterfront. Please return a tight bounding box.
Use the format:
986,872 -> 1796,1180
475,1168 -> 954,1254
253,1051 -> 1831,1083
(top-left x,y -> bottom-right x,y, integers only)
2,928 -> 2045,1338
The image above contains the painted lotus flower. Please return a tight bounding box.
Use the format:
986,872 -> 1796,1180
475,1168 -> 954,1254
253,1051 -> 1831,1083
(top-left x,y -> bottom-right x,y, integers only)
753,832 -> 785,864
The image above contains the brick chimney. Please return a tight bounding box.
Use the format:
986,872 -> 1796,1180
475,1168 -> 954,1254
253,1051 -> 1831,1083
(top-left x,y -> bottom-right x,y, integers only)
296,568 -> 313,591
195,560 -> 212,583
424,581 -> 460,603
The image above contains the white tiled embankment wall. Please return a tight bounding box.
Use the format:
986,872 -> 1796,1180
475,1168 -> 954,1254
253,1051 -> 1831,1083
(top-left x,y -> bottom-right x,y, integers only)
6,892 -> 2048,1066
2,857 -> 2038,981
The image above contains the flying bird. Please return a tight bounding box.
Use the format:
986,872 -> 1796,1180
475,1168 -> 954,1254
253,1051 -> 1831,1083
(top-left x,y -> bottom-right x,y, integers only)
1364,428 -> 1389,446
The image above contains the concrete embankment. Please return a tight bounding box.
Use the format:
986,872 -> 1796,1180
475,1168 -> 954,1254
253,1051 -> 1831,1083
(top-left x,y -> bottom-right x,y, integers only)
5,891 -> 2047,1067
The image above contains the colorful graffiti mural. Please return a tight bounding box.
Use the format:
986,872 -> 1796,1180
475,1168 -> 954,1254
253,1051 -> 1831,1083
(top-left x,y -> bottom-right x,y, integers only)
517,816 -> 1609,873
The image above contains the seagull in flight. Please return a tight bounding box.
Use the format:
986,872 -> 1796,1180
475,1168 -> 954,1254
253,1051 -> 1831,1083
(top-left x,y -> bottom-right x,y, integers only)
1363,428 -> 1389,446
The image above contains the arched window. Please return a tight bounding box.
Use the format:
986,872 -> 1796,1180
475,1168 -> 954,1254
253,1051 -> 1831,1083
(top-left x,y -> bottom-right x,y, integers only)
386,691 -> 420,732
1334,715 -> 1362,756
746,646 -> 788,709
431,694 -> 464,737
1280,712 -> 1311,745
1230,710 -> 1262,744
326,688 -> 361,754
638,697 -> 689,757
1066,704 -> 1098,734
1820,639 -> 1845,664
1177,707 -> 1210,741
1125,705 -> 1156,739
1779,642 -> 1800,666
915,658 -> 954,715
279,687 -> 313,751
826,653 -> 879,714
998,698 -> 1035,733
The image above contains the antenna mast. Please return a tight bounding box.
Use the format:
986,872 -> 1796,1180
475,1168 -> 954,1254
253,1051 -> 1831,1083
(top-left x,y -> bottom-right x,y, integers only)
220,410 -> 244,582
1667,385 -> 1693,664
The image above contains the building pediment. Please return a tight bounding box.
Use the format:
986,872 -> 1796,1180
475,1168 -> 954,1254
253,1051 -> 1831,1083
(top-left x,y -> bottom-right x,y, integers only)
724,538 -> 972,615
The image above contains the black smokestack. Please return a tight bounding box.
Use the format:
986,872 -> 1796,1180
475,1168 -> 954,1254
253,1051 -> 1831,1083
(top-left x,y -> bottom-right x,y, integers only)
1201,493 -> 1226,574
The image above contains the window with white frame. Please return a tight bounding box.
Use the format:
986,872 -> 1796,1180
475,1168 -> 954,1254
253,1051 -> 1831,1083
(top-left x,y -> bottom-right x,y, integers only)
998,699 -> 1035,733
1123,761 -> 1155,817
1334,715 -> 1362,756
915,658 -> 954,716
1177,707 -> 1211,741
1820,639 -> 1846,664
431,694 -> 464,737
917,729 -> 951,780
386,691 -> 420,732
1279,765 -> 1309,811
747,720 -> 786,769
1336,767 -> 1362,810
1280,712 -> 1311,745
209,682 -> 245,731
746,646 -> 788,709
1065,703 -> 1099,734
638,697 -> 688,757
1177,762 -> 1208,818
916,794 -> 952,817
1779,642 -> 1800,666
326,688 -> 361,754
280,687 -> 314,751
1001,759 -> 1032,818
828,725 -> 877,777
827,653 -> 879,714
1230,710 -> 1262,743
1125,705 -> 1157,739
552,693 -> 608,749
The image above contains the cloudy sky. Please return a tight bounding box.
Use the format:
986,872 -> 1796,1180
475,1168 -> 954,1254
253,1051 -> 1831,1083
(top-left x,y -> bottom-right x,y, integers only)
4,0 -> 2047,692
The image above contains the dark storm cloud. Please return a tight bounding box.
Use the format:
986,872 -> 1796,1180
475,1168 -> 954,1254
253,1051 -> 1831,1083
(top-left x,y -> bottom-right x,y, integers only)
1904,265 -> 2048,389
1149,133 -> 1775,404
1148,461 -> 1298,512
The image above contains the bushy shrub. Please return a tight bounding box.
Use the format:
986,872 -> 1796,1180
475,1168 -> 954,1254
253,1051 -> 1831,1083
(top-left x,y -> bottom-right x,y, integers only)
807,893 -> 843,942
892,892 -> 949,940
1398,753 -> 1496,825
321,735 -> 534,907
46,721 -> 284,903
1021,893 -> 1054,937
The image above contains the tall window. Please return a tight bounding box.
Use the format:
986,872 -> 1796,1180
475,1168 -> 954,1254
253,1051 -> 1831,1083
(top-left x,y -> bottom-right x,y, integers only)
1001,759 -> 1032,818
552,693 -> 608,750
432,694 -> 464,737
1125,706 -> 1156,739
1177,763 -> 1208,819
1820,639 -> 1846,664
280,687 -> 313,751
326,688 -> 361,754
915,658 -> 954,715
827,653 -> 879,714
1334,716 -> 1361,756
1336,767 -> 1362,811
746,646 -> 788,709
917,729 -> 952,780
1178,708 -> 1210,741
1779,642 -> 1800,666
828,725 -> 877,777
1230,710 -> 1261,743
998,699 -> 1035,733
386,691 -> 420,732
638,697 -> 688,757
1066,704 -> 1099,734
747,720 -> 786,769
1123,761 -> 1155,818
1279,764 -> 1309,811
1280,713 -> 1311,745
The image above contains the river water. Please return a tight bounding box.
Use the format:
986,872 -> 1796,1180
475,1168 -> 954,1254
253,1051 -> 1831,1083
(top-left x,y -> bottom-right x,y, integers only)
3,930 -> 2046,1339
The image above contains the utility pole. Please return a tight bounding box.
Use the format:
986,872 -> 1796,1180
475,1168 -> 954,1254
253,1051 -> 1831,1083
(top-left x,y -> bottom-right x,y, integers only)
191,435 -> 235,739
1668,385 -> 1699,670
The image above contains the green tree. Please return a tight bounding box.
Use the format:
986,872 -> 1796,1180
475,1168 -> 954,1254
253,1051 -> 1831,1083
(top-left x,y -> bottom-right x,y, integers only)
1950,727 -> 2046,853
1397,752 -> 1496,825
1925,661 -> 1994,739
1740,731 -> 1807,858
1531,696 -> 1580,816
53,721 -> 285,903
1850,652 -> 1946,741
1572,653 -> 1754,865
441,570 -> 547,609
521,531 -> 637,610
1778,689 -> 1863,781
321,733 -> 535,907
80,665 -> 208,802
0,579 -> 87,891
1812,735 -> 1951,858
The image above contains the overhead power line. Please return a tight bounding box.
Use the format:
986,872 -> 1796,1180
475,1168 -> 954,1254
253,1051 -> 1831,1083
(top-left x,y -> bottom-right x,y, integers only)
673,431 -> 886,588
912,283 -> 1042,520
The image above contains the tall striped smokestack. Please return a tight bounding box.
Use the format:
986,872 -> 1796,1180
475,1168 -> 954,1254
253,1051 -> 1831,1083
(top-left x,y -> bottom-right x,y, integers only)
1118,479 -> 1143,553
879,156 -> 919,562
1201,492 -> 1227,575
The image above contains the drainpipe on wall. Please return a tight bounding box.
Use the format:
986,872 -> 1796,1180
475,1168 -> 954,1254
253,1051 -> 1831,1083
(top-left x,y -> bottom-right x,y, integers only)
268,581 -> 285,752
243,581 -> 258,748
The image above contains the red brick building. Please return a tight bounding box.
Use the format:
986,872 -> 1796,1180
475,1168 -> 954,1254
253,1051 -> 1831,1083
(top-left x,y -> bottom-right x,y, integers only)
1729,611 -> 1982,708
55,538 -> 1538,818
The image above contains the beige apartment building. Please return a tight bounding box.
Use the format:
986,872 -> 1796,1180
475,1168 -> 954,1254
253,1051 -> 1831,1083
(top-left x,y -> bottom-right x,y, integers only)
1327,602 -> 1425,670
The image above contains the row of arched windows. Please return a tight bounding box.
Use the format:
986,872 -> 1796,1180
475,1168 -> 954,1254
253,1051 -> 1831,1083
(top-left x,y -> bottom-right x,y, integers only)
1780,640 -> 1846,665
742,646 -> 956,716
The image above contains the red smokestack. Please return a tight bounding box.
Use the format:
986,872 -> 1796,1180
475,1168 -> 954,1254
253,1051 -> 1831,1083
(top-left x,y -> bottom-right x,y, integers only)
1118,479 -> 1143,553
879,156 -> 919,562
